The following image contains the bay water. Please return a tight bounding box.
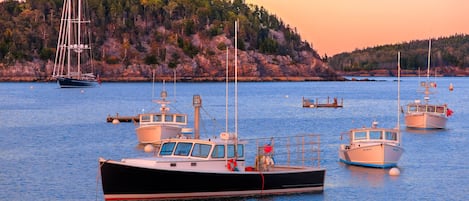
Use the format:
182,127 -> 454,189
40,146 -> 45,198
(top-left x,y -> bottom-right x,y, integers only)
1,77 -> 468,200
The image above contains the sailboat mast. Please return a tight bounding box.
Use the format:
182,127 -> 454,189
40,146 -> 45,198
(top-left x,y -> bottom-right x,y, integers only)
426,39 -> 431,81
66,0 -> 72,78
77,0 -> 82,79
397,51 -> 401,129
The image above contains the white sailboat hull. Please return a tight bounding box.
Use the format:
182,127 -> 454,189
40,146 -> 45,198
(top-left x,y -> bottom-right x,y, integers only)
339,143 -> 403,168
405,112 -> 447,129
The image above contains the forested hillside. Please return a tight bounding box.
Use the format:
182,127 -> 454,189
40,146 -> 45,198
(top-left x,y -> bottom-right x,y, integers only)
0,0 -> 342,81
328,34 -> 469,75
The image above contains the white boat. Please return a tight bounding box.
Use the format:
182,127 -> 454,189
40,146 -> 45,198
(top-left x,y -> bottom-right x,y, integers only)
339,52 -> 404,168
52,0 -> 99,88
339,121 -> 404,168
99,21 -> 325,200
404,40 -> 452,129
135,87 -> 191,144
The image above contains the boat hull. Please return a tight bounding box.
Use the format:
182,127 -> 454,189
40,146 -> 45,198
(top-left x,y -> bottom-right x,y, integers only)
135,125 -> 182,144
99,159 -> 325,200
57,77 -> 98,88
339,143 -> 403,168
405,112 -> 447,129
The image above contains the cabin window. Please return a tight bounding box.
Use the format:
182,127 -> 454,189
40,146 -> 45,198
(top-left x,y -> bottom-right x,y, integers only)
141,115 -> 151,122
154,114 -> 162,122
436,106 -> 445,113
191,143 -> 211,158
408,106 -> 417,112
427,106 -> 435,113
165,115 -> 174,122
174,142 -> 193,156
227,144 -> 244,158
160,142 -> 176,155
354,131 -> 367,140
385,131 -> 397,141
418,105 -> 426,112
211,145 -> 225,158
175,115 -> 186,123
369,131 -> 382,140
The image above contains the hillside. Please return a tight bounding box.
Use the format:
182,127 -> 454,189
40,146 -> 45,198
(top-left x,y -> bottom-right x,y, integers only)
328,34 -> 469,76
0,0 -> 344,82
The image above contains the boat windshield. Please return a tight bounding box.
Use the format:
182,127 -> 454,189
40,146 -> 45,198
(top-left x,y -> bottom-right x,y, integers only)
369,131 -> 382,140
191,143 -> 211,158
211,144 -> 244,158
385,131 -> 398,141
160,142 -> 176,155
175,115 -> 186,123
353,131 -> 367,140
174,142 -> 192,156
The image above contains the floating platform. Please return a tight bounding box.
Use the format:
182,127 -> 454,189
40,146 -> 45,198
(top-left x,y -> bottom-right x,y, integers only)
302,96 -> 343,108
106,113 -> 139,123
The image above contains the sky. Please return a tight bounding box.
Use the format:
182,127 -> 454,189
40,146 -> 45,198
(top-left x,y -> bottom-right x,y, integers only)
245,0 -> 469,56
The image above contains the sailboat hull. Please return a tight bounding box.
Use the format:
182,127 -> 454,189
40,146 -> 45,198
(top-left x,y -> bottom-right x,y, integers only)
405,112 -> 447,129
57,77 -> 98,88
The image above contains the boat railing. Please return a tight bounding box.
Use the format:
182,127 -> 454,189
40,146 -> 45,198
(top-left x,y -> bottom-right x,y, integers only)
244,134 -> 321,168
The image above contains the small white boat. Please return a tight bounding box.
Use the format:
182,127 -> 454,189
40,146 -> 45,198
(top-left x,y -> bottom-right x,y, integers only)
339,121 -> 404,168
404,40 -> 452,129
135,89 -> 191,144
339,52 -> 404,168
404,98 -> 450,129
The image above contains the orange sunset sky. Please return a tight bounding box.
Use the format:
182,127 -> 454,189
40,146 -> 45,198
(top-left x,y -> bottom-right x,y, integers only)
245,0 -> 469,56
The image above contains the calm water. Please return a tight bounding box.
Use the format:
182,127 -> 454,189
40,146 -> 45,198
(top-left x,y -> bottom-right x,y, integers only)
1,77 -> 468,201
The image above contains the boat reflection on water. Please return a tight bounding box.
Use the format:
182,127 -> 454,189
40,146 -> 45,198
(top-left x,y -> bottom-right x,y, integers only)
340,163 -> 395,186
404,128 -> 443,135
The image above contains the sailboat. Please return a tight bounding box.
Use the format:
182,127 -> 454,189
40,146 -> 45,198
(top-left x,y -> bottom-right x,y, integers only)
339,52 -> 404,168
403,40 -> 452,129
52,0 -> 99,88
98,20 -> 325,200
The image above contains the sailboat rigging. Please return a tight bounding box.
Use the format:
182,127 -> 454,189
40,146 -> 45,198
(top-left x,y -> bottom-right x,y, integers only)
52,0 -> 99,88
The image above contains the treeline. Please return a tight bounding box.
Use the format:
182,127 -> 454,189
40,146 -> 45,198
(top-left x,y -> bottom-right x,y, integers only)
328,34 -> 469,72
0,0 -> 317,67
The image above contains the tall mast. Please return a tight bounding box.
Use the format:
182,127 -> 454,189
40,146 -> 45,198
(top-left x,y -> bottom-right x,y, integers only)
234,20 -> 238,137
397,51 -> 401,130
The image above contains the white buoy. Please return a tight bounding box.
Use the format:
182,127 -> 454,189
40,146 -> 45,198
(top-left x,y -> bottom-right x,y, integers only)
112,119 -> 120,124
80,89 -> 85,93
389,167 -> 400,176
144,144 -> 154,153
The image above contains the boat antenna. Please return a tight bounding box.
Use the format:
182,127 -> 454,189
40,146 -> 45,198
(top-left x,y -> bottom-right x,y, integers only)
234,19 -> 238,138
427,39 -> 431,82
397,51 -> 401,130
152,69 -> 155,99
225,46 -> 229,133
173,69 -> 177,102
